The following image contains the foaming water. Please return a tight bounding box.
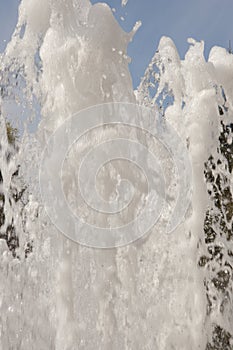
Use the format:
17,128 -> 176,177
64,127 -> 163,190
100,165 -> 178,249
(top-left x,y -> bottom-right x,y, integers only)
0,1 -> 232,350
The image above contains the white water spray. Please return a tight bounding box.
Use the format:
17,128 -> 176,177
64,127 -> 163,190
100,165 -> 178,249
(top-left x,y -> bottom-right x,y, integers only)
0,1 -> 232,350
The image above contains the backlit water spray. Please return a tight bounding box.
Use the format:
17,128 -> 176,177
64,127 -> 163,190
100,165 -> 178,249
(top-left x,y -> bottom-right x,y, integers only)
0,1 -> 232,349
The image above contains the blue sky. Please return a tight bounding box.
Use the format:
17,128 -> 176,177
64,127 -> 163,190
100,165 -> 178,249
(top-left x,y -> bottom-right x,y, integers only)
1,0 -> 233,87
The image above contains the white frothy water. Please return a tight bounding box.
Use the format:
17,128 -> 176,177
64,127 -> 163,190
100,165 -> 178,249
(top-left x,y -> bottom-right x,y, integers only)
121,0 -> 128,7
0,1 -> 232,350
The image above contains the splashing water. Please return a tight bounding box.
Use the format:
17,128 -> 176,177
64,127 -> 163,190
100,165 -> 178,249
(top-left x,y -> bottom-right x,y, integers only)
0,1 -> 232,350
121,0 -> 128,7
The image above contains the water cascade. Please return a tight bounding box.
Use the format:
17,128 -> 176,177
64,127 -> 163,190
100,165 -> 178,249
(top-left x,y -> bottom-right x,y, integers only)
0,1 -> 232,349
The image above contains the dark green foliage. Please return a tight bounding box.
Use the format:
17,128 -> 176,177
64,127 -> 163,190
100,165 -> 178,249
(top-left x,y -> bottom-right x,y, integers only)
200,103 -> 233,349
0,121 -> 31,258
6,121 -> 18,146
207,325 -> 232,350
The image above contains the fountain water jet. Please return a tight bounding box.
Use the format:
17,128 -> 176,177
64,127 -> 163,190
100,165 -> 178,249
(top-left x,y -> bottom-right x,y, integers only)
0,1 -> 232,349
